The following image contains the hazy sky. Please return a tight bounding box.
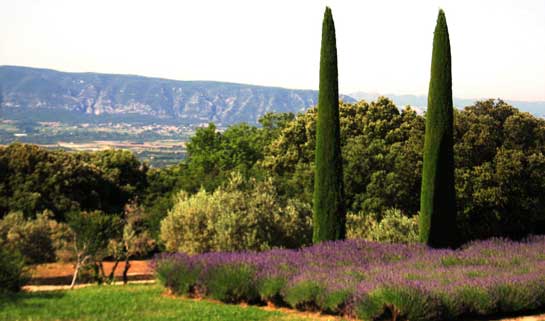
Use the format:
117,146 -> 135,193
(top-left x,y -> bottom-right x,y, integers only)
1,0 -> 544,101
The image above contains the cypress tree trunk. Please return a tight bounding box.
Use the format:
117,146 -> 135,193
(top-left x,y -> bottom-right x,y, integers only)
419,9 -> 458,248
313,7 -> 346,243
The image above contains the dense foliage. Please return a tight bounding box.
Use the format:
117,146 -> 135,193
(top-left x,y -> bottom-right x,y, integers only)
347,208 -> 419,244
154,237 -> 545,321
160,173 -> 312,254
454,101 -> 545,239
108,203 -> 156,284
0,213 -> 31,293
140,113 -> 295,239
0,144 -> 147,221
66,210 -> 122,284
0,244 -> 28,294
0,98 -> 543,252
0,211 -> 60,264
263,98 -> 424,213
263,99 -> 545,242
313,7 -> 346,242
182,113 -> 294,193
420,9 -> 458,247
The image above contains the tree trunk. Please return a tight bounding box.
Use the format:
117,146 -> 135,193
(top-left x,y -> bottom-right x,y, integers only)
70,236 -> 81,290
70,254 -> 89,289
93,262 -> 103,285
107,259 -> 120,284
70,260 -> 80,289
122,256 -> 131,285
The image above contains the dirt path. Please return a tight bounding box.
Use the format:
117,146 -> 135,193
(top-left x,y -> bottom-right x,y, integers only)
23,279 -> 156,292
487,316 -> 545,321
30,260 -> 151,279
27,260 -> 153,285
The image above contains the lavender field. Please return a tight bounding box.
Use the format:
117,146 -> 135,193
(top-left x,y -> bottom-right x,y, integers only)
153,237 -> 545,321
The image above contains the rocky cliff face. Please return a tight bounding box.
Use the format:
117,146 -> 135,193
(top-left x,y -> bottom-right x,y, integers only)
0,66 -> 346,125
2,66 -> 543,125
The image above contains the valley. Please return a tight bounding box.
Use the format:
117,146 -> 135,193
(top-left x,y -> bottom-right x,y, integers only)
0,120 -> 193,167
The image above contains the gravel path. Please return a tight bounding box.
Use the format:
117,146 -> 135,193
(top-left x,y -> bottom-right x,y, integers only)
22,279 -> 156,292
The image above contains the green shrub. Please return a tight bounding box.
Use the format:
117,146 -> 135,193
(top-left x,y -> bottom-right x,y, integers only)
0,211 -> 59,264
0,245 -> 29,294
205,264 -> 258,303
155,260 -> 174,288
356,287 -> 442,321
317,289 -> 351,314
354,292 -> 384,320
283,280 -> 324,310
257,276 -> 287,303
347,208 -> 418,243
160,189 -> 220,254
160,172 -> 312,253
155,260 -> 200,295
491,282 -> 545,313
441,286 -> 495,318
65,210 -> 122,286
279,199 -> 313,248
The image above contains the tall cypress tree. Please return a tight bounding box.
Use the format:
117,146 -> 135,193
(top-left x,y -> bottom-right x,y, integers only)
313,7 -> 346,243
419,9 -> 458,248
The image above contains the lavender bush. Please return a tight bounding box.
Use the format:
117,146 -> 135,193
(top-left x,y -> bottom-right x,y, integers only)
152,237 -> 545,321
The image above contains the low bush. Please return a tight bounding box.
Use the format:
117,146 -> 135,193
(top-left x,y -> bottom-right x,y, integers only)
154,237 -> 545,321
318,289 -> 352,314
283,280 -> 324,310
204,264 -> 258,303
160,172 -> 312,254
0,245 -> 29,294
347,208 -> 419,243
257,276 -> 287,303
441,286 -> 494,317
492,280 -> 545,313
65,210 -> 122,286
355,287 -> 442,321
154,255 -> 201,295
0,211 -> 62,264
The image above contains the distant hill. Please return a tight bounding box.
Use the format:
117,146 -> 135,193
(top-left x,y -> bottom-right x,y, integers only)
1,66 -> 542,126
349,92 -> 545,117
0,66 -> 352,125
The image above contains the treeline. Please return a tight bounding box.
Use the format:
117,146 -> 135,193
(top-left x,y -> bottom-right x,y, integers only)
0,145 -> 147,220
1,98 -> 545,252
169,98 -> 545,243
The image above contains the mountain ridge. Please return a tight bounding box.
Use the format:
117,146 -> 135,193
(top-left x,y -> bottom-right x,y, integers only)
1,66 -> 543,125
0,65 -> 337,125
0,65 -> 318,91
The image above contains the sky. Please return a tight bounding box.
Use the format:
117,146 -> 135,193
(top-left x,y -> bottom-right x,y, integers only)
0,0 -> 544,101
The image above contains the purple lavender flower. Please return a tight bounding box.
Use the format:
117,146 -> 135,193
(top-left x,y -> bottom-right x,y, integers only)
152,237 -> 545,320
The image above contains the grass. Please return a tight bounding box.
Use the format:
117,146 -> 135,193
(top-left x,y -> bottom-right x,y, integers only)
0,284 -> 338,321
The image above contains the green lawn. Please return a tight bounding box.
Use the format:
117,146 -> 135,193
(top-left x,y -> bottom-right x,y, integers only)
0,284 -> 330,321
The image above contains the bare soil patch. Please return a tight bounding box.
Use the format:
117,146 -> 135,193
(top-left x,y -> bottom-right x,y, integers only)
23,280 -> 156,292
27,260 -> 153,285
487,316 -> 545,321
